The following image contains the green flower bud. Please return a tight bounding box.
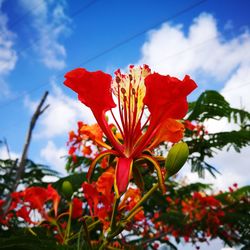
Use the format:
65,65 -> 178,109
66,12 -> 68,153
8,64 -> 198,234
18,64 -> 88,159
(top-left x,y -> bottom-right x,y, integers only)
62,180 -> 73,200
165,142 -> 189,179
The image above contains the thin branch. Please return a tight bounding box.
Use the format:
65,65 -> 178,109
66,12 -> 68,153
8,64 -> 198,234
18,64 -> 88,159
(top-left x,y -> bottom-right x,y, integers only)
15,91 -> 49,187
2,91 -> 49,214
3,138 -> 11,159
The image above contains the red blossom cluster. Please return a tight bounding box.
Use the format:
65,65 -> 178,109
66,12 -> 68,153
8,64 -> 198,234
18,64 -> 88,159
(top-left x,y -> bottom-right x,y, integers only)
67,121 -> 104,162
0,185 -> 61,225
83,167 -> 145,230
143,189 -> 245,248
181,192 -> 225,238
184,120 -> 208,137
0,167 -> 145,244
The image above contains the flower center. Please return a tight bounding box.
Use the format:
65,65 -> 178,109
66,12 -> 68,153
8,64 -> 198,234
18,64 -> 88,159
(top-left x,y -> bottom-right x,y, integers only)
111,65 -> 151,156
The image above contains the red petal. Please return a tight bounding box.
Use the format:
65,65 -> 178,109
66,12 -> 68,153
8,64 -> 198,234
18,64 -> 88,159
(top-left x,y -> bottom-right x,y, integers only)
114,158 -> 133,197
64,68 -> 116,113
144,74 -> 197,120
23,187 -> 47,210
132,75 -> 196,157
72,197 -> 83,219
64,68 -> 124,154
47,184 -> 61,217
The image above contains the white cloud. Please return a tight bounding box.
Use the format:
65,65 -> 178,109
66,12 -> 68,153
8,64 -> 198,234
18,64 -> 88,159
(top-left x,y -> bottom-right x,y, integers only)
221,63 -> 250,111
137,13 -> 250,189
40,140 -> 67,174
0,0 -> 18,97
138,13 -> 250,85
180,146 -> 250,191
25,79 -> 95,138
19,0 -> 71,69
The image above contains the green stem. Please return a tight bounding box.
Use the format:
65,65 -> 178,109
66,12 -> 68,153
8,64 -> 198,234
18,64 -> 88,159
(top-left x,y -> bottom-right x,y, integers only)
100,183 -> 159,249
110,196 -> 120,231
126,206 -> 143,222
52,220 -> 64,243
88,219 -> 101,231
82,218 -> 93,250
99,239 -> 108,250
64,201 -> 73,244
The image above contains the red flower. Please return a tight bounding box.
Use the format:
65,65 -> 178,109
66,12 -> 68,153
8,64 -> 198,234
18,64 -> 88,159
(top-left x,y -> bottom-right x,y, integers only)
184,120 -> 196,131
23,184 -> 60,218
16,206 -> 34,224
82,169 -> 115,228
64,65 -> 197,196
72,197 -> 83,219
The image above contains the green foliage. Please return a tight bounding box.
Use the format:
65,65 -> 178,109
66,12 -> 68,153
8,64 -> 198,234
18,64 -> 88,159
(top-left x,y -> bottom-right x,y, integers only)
128,179 -> 250,249
0,228 -> 79,250
186,90 -> 250,177
0,90 -> 249,249
187,90 -> 250,123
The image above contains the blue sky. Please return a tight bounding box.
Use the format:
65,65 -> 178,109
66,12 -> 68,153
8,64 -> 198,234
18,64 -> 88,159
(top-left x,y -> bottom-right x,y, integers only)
0,0 -> 250,249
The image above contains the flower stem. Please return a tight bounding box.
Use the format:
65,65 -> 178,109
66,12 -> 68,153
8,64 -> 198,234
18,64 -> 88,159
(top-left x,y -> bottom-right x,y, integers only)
88,219 -> 101,231
64,201 -> 73,244
110,196 -> 120,231
82,219 -> 93,250
100,183 -> 159,249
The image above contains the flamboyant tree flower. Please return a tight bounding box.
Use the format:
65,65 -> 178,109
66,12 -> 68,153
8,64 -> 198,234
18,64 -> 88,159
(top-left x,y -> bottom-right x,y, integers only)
64,65 -> 197,196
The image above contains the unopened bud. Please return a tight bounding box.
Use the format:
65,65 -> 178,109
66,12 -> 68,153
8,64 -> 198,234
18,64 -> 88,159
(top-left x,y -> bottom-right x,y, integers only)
165,142 -> 189,178
62,180 -> 73,200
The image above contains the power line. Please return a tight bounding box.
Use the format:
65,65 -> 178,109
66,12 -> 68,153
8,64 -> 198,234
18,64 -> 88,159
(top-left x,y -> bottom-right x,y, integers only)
0,0 -> 207,110
75,0 -> 207,67
7,1 -> 46,30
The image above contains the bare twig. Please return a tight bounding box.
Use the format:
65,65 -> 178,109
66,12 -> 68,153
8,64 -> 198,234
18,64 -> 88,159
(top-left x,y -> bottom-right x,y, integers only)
3,138 -> 11,159
15,91 -> 49,187
1,91 -> 49,214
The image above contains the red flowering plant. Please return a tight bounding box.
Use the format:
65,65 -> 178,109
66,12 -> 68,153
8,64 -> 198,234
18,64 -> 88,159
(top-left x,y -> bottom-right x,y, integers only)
1,65 -> 250,249
64,65 -> 197,196
62,64 -> 197,247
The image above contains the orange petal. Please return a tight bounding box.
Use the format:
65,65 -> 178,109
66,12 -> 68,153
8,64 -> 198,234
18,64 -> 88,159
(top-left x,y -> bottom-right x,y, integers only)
149,118 -> 184,149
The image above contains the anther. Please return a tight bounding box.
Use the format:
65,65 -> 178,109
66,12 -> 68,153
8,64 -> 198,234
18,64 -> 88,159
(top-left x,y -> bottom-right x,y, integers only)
116,76 -> 121,83
121,88 -> 126,94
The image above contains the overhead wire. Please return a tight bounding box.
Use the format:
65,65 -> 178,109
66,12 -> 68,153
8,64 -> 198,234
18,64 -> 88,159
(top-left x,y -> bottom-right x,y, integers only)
0,0 -> 207,110
1,0 -> 249,116
0,0 -> 207,134
0,0 -> 101,109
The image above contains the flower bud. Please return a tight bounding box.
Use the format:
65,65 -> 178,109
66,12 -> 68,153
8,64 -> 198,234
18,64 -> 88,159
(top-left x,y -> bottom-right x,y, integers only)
165,142 -> 189,178
62,180 -> 73,200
